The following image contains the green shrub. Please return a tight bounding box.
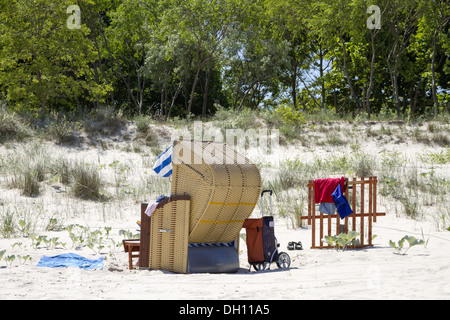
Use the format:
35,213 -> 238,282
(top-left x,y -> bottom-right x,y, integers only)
419,148 -> 450,164
71,162 -> 104,201
351,152 -> 375,177
274,104 -> 305,126
84,106 -> 126,136
0,104 -> 31,143
22,169 -> 40,197
273,105 -> 306,143
50,157 -> 73,185
135,115 -> 152,133
47,112 -> 82,144
322,231 -> 360,251
4,143 -> 50,197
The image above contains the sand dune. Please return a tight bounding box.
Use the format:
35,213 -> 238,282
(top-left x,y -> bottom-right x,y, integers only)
1,120 -> 449,300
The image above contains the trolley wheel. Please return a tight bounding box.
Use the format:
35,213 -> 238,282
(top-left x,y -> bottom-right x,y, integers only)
252,262 -> 269,271
276,252 -> 291,269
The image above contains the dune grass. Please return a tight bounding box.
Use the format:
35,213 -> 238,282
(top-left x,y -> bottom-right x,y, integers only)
0,104 -> 449,239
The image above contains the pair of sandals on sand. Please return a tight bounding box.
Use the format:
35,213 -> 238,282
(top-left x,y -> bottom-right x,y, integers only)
287,241 -> 303,250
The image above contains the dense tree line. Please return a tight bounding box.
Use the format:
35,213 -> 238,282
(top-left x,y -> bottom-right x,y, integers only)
0,0 -> 448,119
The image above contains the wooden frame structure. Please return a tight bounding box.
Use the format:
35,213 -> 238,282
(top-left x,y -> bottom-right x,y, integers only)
302,177 -> 385,249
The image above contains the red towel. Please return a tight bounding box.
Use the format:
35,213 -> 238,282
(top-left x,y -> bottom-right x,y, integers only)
314,177 -> 345,203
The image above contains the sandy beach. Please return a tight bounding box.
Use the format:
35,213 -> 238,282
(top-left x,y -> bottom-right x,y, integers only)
1,120 -> 449,300
1,214 -> 449,300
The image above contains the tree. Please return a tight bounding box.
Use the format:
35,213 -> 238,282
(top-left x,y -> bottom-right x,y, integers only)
264,0 -> 328,111
0,0 -> 109,113
77,0 -> 120,107
223,20 -> 290,112
102,0 -> 157,114
144,33 -> 194,119
417,0 -> 450,115
384,0 -> 423,117
160,0 -> 238,117
1,0 -> 447,119
308,0 -> 363,113
352,0 -> 390,118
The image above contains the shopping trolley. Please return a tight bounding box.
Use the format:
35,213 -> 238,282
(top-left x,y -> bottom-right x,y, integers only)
243,190 -> 291,271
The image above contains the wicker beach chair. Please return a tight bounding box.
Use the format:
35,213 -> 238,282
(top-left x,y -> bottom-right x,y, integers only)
139,140 -> 261,273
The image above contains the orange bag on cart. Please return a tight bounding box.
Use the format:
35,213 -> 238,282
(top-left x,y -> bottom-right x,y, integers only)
243,216 -> 276,263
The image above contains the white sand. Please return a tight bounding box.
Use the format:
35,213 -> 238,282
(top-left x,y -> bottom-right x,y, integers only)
1,215 -> 449,300
1,121 -> 449,300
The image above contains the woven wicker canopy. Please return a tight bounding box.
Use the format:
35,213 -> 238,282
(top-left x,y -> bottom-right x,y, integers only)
171,140 -> 262,243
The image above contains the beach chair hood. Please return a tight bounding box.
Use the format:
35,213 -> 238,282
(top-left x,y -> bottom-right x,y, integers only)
171,140 -> 262,243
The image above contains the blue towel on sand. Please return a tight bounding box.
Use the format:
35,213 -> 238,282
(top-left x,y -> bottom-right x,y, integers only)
37,253 -> 103,270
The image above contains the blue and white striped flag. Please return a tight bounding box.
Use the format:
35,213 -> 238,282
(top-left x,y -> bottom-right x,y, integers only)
153,146 -> 173,177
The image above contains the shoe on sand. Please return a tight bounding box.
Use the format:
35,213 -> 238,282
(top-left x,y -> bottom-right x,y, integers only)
287,241 -> 295,250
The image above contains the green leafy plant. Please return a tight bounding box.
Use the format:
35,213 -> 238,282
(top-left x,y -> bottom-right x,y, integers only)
322,231 -> 360,251
18,219 -> 30,237
419,147 -> 450,164
45,217 -> 65,231
65,225 -> 118,254
4,254 -> 16,266
389,235 -> 425,255
119,229 -> 140,240
104,227 -> 112,238
106,238 -> 122,257
69,232 -> 82,249
11,242 -> 23,250
66,224 -> 89,249
384,175 -> 398,187
0,249 -> 6,261
86,230 -> 104,254
31,234 -> 49,250
0,208 -> 16,238
18,255 -> 32,265
29,233 -> 38,249
45,237 -> 61,250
